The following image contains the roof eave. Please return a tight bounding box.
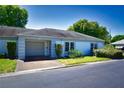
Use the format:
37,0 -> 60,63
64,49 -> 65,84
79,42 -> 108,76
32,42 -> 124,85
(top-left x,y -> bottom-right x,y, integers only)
21,34 -> 104,42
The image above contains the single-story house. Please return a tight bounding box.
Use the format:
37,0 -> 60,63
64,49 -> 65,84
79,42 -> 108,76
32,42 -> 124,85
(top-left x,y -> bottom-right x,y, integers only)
112,39 -> 124,50
0,26 -> 104,60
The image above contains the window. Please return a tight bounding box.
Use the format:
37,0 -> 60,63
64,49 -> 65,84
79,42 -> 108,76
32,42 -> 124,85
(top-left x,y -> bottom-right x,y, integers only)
65,42 -> 69,51
91,43 -> 98,54
65,42 -> 75,52
70,42 -> 74,50
91,43 -> 94,55
91,43 -> 98,49
94,44 -> 98,49
91,43 -> 94,50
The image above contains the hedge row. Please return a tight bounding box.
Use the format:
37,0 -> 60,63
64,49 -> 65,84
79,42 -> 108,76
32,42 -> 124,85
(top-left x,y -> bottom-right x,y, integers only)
94,45 -> 123,59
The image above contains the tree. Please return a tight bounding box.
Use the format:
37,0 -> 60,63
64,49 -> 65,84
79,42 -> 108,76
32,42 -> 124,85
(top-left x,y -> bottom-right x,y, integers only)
111,35 -> 124,42
68,19 -> 110,43
0,5 -> 28,27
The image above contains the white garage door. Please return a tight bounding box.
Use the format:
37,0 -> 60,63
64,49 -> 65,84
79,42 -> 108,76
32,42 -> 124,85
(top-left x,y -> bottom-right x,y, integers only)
26,41 -> 44,57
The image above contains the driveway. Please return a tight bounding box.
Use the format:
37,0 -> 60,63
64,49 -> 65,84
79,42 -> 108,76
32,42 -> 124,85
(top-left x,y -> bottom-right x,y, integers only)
0,60 -> 124,88
16,60 -> 64,71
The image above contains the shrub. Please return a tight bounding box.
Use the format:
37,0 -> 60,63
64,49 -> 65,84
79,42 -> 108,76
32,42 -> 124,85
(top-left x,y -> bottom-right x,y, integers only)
0,54 -> 5,58
55,44 -> 63,58
94,45 -> 123,59
7,42 -> 16,59
69,50 -> 82,58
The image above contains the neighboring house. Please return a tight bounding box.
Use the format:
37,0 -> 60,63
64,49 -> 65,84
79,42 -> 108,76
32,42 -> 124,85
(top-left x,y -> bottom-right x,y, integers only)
0,26 -> 104,60
112,39 -> 124,50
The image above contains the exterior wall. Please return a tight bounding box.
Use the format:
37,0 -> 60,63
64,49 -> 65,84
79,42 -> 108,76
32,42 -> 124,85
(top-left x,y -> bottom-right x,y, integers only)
75,41 -> 104,55
0,39 -> 18,55
0,36 -> 104,59
50,39 -> 56,57
17,36 -> 25,60
75,41 -> 91,55
97,42 -> 104,48
51,39 -> 104,57
0,40 -> 7,54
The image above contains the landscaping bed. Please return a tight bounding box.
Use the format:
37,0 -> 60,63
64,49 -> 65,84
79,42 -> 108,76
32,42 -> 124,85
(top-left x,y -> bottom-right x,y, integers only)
0,59 -> 16,74
58,56 -> 111,65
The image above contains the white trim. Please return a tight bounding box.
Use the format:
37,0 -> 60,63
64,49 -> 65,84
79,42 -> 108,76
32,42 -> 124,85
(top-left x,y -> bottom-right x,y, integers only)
18,36 -> 25,60
19,34 -> 104,42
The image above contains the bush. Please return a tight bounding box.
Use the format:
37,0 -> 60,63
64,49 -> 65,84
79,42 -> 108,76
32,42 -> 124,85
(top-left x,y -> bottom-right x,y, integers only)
0,54 -> 5,58
7,42 -> 16,59
94,45 -> 123,59
55,44 -> 63,58
69,50 -> 82,58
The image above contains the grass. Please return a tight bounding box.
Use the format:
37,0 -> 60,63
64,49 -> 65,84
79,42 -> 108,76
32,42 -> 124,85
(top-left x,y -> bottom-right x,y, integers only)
0,59 -> 16,74
58,56 -> 111,65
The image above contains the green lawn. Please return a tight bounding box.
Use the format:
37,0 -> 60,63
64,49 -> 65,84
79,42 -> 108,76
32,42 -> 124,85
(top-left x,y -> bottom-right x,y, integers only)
58,56 -> 111,65
0,59 -> 16,74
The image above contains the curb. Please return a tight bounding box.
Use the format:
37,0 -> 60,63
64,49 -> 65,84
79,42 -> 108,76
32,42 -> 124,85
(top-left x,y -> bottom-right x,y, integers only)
65,59 -> 124,67
0,59 -> 124,78
0,65 -> 65,78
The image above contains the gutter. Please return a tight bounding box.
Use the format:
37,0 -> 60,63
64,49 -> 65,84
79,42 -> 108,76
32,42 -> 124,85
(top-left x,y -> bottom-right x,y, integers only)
17,34 -> 104,42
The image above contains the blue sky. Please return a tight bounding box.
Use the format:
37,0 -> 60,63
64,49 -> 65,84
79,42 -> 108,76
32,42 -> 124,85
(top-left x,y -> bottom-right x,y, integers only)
21,5 -> 124,36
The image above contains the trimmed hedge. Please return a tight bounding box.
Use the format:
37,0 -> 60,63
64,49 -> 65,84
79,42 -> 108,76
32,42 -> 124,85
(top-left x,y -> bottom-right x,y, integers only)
7,42 -> 16,59
94,45 -> 123,59
69,50 -> 82,58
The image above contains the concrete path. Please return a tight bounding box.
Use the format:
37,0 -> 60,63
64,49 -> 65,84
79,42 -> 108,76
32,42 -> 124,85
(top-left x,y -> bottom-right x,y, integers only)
16,60 -> 65,71
1,60 -> 124,88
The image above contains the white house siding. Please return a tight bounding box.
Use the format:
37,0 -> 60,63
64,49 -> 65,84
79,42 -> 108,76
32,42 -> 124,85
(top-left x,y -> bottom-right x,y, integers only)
0,40 -> 7,54
17,36 -> 25,60
51,39 -> 56,57
97,42 -> 104,48
75,41 -> 104,55
51,39 -> 104,57
75,41 -> 91,55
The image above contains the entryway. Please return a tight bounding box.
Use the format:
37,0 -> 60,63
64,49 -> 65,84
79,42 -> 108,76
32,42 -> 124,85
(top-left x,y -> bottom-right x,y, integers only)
25,40 -> 51,58
26,41 -> 44,57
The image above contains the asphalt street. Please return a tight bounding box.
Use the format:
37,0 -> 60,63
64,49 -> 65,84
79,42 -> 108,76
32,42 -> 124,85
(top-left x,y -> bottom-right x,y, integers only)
0,60 -> 124,88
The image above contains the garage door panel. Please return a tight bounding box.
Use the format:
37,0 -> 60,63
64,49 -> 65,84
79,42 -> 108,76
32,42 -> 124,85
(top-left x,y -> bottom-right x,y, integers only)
26,41 -> 44,57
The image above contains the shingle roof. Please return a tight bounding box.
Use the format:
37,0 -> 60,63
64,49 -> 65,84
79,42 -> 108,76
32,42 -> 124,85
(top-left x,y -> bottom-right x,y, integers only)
112,39 -> 124,45
0,26 -> 104,42
23,28 -> 104,42
0,26 -> 35,37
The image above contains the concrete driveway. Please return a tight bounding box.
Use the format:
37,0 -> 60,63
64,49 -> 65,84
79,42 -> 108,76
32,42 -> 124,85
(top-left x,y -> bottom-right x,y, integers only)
1,60 -> 124,88
16,60 -> 65,71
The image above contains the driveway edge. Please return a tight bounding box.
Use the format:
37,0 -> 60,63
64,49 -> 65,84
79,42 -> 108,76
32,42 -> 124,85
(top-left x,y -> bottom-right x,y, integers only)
0,65 -> 65,78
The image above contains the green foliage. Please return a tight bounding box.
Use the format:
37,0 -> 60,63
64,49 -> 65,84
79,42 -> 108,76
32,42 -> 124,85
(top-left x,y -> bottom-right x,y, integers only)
0,59 -> 16,74
111,35 -> 124,42
69,50 -> 82,58
94,45 -> 123,59
0,5 -> 28,27
7,42 -> 16,59
58,56 -> 110,65
0,54 -> 5,58
68,19 -> 110,43
55,44 -> 63,58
